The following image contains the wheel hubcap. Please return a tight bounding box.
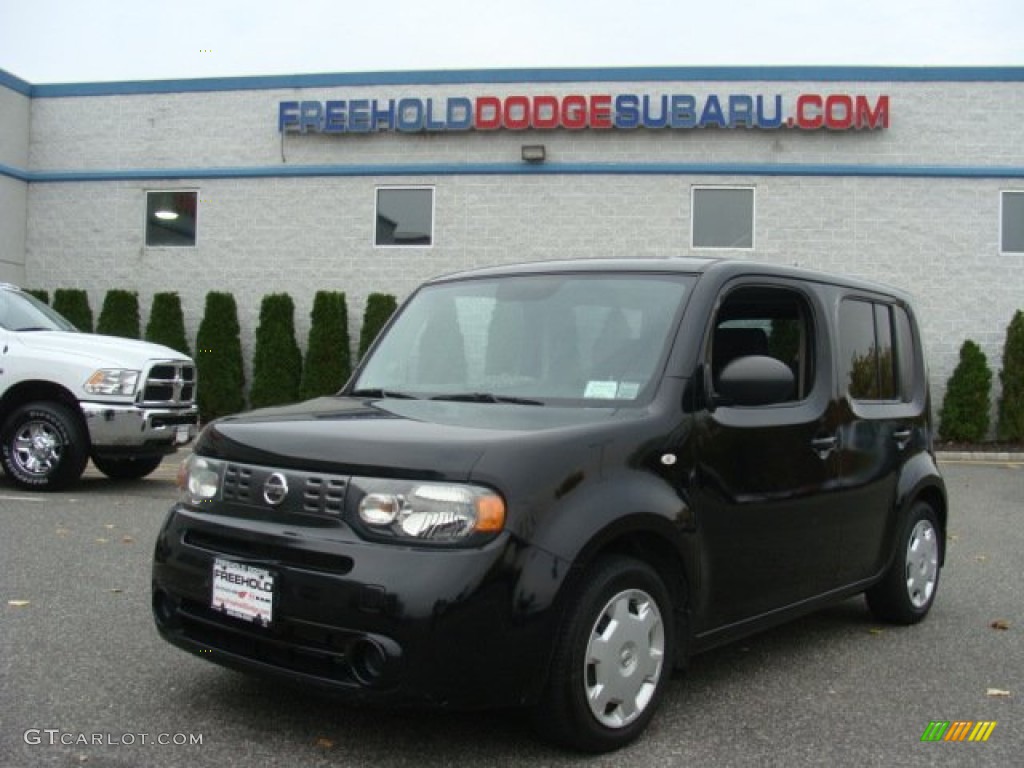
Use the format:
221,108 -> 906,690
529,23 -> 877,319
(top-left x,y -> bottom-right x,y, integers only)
584,589 -> 665,729
13,421 -> 63,476
905,519 -> 939,609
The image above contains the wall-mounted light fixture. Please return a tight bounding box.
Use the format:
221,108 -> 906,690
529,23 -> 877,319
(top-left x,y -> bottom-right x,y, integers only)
521,145 -> 546,164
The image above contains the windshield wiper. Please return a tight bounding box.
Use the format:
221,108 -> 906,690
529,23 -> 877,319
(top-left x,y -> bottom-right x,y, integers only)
15,326 -> 55,332
430,392 -> 544,406
349,388 -> 419,400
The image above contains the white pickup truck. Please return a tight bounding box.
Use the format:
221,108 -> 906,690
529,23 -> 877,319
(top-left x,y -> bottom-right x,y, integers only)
0,283 -> 198,491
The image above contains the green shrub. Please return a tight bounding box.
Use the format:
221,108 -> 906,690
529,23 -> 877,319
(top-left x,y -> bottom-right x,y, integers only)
997,310 -> 1024,441
53,289 -> 94,332
25,289 -> 49,304
938,340 -> 992,443
196,292 -> 246,423
358,293 -> 398,360
145,292 -> 191,357
96,289 -> 141,339
250,293 -> 302,409
300,291 -> 351,400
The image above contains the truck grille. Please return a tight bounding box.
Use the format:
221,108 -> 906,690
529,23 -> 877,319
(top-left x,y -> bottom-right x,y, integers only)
141,361 -> 196,405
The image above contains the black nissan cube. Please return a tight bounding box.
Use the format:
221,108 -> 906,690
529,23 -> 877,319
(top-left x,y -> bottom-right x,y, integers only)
152,258 -> 946,752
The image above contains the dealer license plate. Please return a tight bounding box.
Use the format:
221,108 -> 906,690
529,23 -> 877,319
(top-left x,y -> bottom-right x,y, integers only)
175,426 -> 191,445
211,558 -> 274,626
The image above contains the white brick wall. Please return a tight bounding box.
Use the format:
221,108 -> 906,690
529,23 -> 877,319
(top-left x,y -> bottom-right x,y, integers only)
10,72 -> 1024,421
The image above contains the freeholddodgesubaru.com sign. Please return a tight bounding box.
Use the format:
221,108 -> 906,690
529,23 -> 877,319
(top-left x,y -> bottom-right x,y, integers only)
279,92 -> 889,134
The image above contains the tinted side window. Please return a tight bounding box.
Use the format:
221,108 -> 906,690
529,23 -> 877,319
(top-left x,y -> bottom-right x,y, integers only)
894,306 -> 916,401
840,298 -> 912,402
710,286 -> 815,403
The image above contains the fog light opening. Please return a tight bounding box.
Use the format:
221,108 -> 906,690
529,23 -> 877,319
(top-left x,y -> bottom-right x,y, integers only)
152,590 -> 179,628
350,639 -> 388,686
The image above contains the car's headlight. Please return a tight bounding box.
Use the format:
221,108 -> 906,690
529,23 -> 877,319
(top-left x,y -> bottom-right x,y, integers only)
353,479 -> 505,544
176,455 -> 221,505
84,369 -> 140,396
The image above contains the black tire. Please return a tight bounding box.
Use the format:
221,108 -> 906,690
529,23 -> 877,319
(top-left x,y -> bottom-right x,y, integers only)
534,556 -> 675,753
0,402 -> 89,491
92,455 -> 163,480
866,501 -> 942,624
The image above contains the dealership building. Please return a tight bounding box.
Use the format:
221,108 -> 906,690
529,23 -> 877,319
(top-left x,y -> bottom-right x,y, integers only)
1,65 -> 1022,410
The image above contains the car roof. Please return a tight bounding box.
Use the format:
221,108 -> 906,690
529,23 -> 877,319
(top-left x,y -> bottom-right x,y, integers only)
426,257 -> 913,301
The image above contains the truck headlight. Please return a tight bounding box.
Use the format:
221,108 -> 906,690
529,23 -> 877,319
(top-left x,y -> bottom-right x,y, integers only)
84,369 -> 140,396
354,480 -> 505,544
177,455 -> 221,505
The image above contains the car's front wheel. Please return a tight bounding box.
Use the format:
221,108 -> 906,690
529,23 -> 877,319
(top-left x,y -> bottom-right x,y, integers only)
534,555 -> 675,753
866,500 -> 942,624
0,402 -> 89,491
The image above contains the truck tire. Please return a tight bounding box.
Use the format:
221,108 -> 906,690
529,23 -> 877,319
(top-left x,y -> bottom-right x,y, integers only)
1,402 -> 89,491
91,455 -> 164,480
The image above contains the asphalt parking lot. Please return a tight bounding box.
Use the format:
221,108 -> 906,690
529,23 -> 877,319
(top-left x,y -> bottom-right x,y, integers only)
1,459 -> 1021,767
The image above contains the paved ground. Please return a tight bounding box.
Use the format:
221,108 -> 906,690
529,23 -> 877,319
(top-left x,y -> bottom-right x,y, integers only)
0,459 -> 1021,767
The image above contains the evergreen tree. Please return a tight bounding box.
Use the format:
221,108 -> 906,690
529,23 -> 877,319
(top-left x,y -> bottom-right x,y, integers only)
300,291 -> 351,399
250,293 -> 303,409
53,289 -> 94,332
96,289 -> 141,339
196,292 -> 246,422
938,340 -> 992,442
997,310 -> 1024,441
145,292 -> 191,356
358,293 -> 398,360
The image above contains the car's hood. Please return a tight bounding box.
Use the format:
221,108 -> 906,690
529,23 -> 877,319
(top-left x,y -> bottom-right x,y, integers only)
196,396 -> 639,479
14,331 -> 189,368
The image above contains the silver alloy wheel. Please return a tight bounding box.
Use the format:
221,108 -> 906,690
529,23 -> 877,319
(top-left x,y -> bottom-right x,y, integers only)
12,420 -> 63,476
905,519 -> 939,608
584,588 -> 666,729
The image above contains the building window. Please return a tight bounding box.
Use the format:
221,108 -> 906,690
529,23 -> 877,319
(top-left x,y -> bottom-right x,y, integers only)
1001,191 -> 1024,254
692,187 -> 754,250
146,190 -> 198,247
375,187 -> 434,247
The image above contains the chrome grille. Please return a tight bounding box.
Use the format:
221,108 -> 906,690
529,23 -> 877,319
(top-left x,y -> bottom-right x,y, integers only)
141,361 -> 196,405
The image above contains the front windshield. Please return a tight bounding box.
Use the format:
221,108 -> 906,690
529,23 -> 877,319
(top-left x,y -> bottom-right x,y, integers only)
355,272 -> 692,404
0,289 -> 78,332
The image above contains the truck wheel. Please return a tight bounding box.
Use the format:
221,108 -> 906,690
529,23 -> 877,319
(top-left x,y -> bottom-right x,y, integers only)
0,402 -> 89,491
91,455 -> 164,480
534,556 -> 674,753
866,501 -> 942,624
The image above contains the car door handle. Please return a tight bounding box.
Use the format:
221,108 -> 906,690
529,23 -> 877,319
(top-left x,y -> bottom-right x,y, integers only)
810,436 -> 838,459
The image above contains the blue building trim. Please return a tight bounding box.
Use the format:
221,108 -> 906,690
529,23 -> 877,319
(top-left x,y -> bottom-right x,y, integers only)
11,66 -> 1024,99
0,68 -> 32,96
2,160 -> 1023,183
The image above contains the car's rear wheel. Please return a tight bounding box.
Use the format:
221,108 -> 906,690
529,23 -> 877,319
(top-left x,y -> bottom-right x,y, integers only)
866,500 -> 941,624
92,455 -> 164,480
534,555 -> 674,753
1,402 -> 89,491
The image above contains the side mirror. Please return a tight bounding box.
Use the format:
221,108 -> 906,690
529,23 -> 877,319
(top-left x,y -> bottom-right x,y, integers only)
715,355 -> 795,407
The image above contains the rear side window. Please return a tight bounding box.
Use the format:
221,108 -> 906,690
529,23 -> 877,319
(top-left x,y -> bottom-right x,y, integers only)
840,299 -> 916,402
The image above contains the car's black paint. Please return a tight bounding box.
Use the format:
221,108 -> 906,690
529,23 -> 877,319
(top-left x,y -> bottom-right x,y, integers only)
153,258 -> 946,742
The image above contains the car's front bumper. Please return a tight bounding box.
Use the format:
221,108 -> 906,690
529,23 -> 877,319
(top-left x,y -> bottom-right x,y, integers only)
151,505 -> 567,709
82,402 -> 198,456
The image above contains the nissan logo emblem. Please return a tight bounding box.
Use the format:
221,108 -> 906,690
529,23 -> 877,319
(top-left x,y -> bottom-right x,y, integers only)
263,472 -> 289,506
